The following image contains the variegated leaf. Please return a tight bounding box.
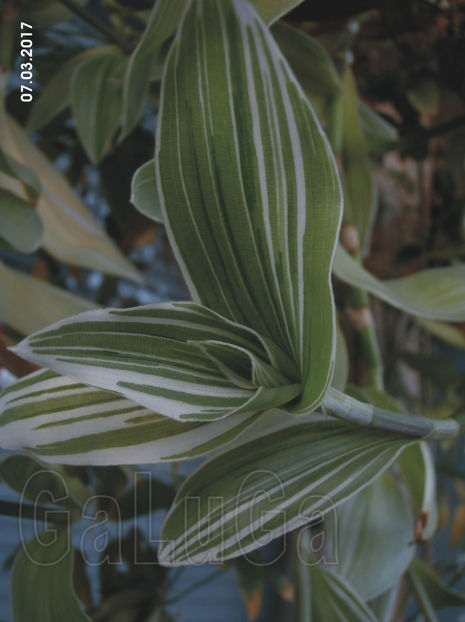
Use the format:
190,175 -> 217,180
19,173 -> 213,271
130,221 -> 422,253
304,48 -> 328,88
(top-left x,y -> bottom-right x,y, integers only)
159,419 -> 416,565
0,370 -> 263,465
156,0 -> 342,412
12,302 -> 300,422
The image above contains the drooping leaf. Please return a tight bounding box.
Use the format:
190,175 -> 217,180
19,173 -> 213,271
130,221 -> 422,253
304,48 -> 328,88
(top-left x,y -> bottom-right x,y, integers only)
11,529 -> 91,622
0,369 -> 266,465
12,302 -> 300,422
71,47 -> 127,164
324,472 -> 415,600
159,419 -> 416,565
272,23 -> 342,96
0,260 -> 96,335
342,65 -> 377,252
0,80 -> 140,281
27,46 -> 120,132
334,245 -> 465,322
156,0 -> 342,412
130,159 -> 163,223
0,188 -> 43,252
417,318 -> 465,350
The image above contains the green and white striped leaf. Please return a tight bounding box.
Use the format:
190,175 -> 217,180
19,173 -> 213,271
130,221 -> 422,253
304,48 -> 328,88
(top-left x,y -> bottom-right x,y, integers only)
71,47 -> 127,164
0,187 -> 43,253
324,472 -> 415,600
13,302 -> 301,422
156,0 -> 342,412
253,0 -> 304,23
334,245 -> 465,322
159,419 -> 416,565
11,530 -> 90,622
0,260 -> 96,335
0,74 -> 140,282
130,159 -> 163,223
0,369 -> 264,465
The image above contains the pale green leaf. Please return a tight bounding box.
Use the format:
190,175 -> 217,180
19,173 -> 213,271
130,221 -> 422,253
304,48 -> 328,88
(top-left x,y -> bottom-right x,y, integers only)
12,302 -> 301,422
272,23 -> 342,96
11,530 -> 90,622
71,47 -> 127,164
130,159 -> 163,223
159,419 -> 415,565
0,369 -> 265,465
156,0 -> 342,412
324,472 -> 415,600
0,88 -> 140,281
334,245 -> 465,322
297,544 -> 377,622
27,46 -> 120,132
0,260 -> 96,335
342,66 -> 377,252
0,188 -> 43,252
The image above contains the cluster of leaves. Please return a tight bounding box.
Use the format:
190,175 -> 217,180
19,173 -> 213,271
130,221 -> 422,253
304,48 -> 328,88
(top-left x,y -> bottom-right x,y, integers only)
1,0 -> 465,620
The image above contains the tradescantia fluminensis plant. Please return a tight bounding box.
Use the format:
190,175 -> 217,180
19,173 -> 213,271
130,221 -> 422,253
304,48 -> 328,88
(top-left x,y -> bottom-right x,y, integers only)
2,0 -> 465,616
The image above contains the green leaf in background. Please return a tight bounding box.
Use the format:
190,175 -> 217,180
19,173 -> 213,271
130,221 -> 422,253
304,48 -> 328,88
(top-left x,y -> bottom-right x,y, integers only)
0,90 -> 140,282
332,322 -> 349,391
272,23 -> 342,97
334,245 -> 465,322
122,0 -> 185,135
342,65 -> 377,252
11,529 -> 90,622
130,159 -> 163,223
71,47 -> 127,164
358,100 -> 398,155
0,260 -> 96,335
27,46 -> 122,132
156,0 -> 342,413
0,145 -> 41,201
0,369 -> 266,465
324,472 -> 415,600
12,302 -> 300,422
407,78 -> 440,116
159,419 -> 416,565
409,557 -> 465,612
0,188 -> 43,253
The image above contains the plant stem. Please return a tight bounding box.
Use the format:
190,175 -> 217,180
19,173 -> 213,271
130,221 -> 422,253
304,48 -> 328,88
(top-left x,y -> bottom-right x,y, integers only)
57,0 -> 132,53
323,387 -> 459,439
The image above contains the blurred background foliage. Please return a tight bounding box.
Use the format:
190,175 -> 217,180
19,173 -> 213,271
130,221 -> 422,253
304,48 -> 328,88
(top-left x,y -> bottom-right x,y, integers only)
1,0 -> 465,621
